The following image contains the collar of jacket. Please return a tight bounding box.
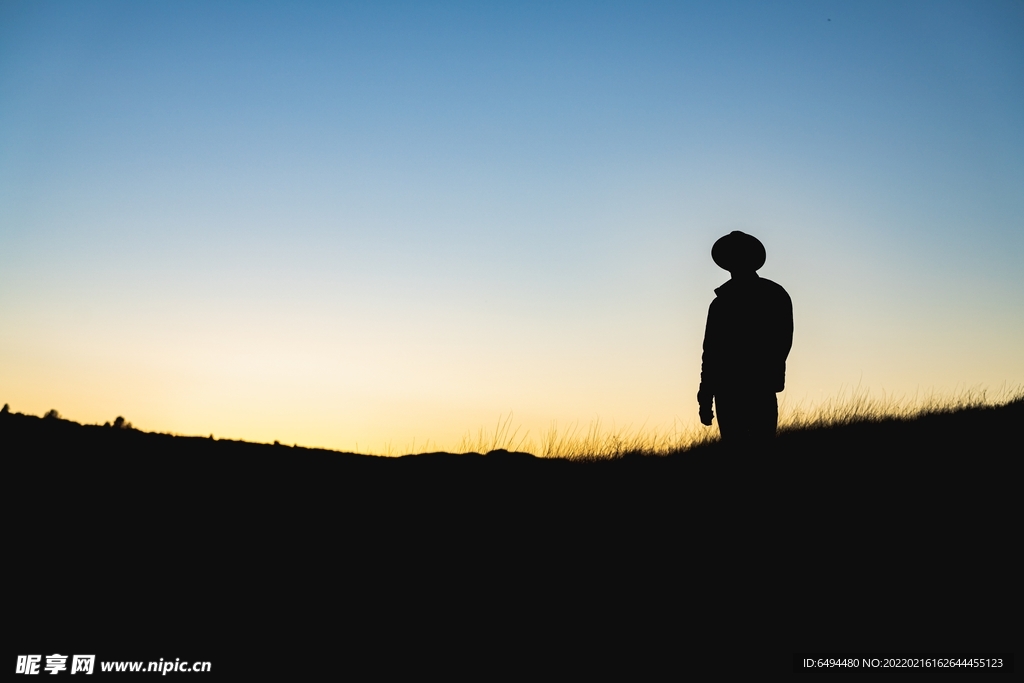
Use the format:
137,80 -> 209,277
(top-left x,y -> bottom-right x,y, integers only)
714,272 -> 760,296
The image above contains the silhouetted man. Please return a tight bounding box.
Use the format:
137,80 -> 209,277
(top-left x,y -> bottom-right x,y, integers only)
698,231 -> 793,450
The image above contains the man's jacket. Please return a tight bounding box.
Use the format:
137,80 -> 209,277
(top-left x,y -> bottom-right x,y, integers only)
699,274 -> 793,401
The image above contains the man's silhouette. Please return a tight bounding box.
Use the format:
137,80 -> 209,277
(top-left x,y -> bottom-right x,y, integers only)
698,231 -> 793,449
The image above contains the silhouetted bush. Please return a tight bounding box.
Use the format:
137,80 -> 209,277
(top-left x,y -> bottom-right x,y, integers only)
43,409 -> 60,419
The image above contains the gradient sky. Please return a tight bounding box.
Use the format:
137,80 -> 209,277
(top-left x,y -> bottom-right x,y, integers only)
2,1 -> 1022,453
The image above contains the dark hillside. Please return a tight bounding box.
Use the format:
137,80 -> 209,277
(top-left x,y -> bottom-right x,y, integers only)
6,400 -> 1017,675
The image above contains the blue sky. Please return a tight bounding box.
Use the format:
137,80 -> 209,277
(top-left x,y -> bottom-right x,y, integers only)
2,1 -> 1022,451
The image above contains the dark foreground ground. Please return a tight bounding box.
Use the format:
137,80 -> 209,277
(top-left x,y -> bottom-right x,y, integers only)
6,400 -> 1018,677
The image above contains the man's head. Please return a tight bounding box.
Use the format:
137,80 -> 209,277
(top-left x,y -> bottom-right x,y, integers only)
712,231 -> 766,274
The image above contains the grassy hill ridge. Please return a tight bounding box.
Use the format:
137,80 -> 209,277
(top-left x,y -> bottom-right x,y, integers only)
6,398 -> 1016,674
3,394 -> 1021,460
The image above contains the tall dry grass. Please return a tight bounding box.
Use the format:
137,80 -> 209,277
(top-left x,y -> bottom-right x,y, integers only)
776,383 -> 1022,431
447,384 -> 1023,460
454,413 -> 717,460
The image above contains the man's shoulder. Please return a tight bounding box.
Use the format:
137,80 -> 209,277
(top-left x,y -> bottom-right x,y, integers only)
757,277 -> 791,300
713,276 -> 791,305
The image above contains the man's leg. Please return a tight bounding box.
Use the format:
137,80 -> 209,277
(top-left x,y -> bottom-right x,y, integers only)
715,391 -> 778,451
752,391 -> 779,444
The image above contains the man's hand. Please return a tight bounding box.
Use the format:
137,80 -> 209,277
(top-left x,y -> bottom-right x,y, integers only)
697,386 -> 714,426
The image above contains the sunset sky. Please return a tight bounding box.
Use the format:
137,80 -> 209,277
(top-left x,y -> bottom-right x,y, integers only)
2,1 -> 1022,453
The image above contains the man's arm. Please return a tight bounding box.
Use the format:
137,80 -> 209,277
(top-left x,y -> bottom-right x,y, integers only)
773,287 -> 794,392
697,300 -> 720,426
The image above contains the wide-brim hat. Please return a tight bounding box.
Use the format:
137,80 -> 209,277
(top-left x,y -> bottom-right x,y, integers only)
712,231 -> 766,272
